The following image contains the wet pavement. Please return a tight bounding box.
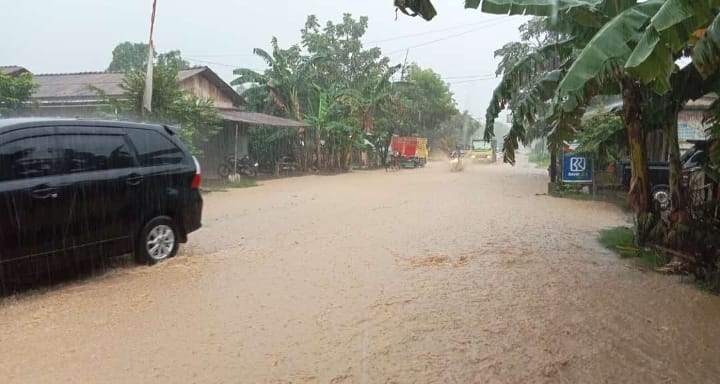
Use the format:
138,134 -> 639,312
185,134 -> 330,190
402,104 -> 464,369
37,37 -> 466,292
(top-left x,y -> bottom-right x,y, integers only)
2,154 -> 720,383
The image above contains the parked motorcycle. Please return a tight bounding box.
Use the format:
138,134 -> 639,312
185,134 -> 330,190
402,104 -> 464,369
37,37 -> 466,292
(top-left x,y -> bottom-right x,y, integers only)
217,155 -> 258,178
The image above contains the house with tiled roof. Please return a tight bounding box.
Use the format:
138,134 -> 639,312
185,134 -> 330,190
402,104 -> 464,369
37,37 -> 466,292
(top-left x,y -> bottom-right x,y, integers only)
0,66 -> 29,76
3,65 -> 306,177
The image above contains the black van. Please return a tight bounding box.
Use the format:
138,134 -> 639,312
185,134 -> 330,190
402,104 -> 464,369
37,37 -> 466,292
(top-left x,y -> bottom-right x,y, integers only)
0,118 -> 203,265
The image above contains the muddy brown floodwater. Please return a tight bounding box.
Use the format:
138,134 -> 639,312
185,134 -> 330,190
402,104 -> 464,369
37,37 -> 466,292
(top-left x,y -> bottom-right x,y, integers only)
2,153 -> 720,383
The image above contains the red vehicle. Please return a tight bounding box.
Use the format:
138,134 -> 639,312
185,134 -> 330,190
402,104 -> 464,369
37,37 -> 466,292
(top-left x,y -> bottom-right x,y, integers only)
390,136 -> 428,167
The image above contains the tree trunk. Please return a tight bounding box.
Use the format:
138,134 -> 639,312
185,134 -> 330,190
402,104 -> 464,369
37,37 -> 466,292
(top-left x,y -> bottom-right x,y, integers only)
330,133 -> 335,169
549,150 -> 558,183
667,115 -> 682,212
343,135 -> 355,171
315,126 -> 322,169
622,78 -> 650,243
663,107 -> 693,240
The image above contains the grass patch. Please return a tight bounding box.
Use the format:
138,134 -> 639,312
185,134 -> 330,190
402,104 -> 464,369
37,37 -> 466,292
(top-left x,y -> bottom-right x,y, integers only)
599,227 -> 635,257
226,178 -> 258,188
550,183 -> 594,201
202,178 -> 258,193
598,226 -> 666,268
528,151 -> 551,168
695,272 -> 720,293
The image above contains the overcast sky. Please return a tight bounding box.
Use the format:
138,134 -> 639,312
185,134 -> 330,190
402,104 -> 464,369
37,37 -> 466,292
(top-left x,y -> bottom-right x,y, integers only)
1,0 -> 526,119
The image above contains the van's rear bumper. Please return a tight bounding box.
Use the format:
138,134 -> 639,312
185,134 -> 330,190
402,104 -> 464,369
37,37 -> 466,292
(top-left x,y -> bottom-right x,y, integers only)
180,192 -> 203,241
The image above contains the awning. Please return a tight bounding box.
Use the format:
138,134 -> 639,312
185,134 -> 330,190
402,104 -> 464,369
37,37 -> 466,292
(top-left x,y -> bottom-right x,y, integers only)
219,108 -> 308,128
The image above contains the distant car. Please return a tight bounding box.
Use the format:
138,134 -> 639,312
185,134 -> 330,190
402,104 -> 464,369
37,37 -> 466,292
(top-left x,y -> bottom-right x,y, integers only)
0,118 -> 203,266
621,139 -> 714,209
471,139 -> 496,162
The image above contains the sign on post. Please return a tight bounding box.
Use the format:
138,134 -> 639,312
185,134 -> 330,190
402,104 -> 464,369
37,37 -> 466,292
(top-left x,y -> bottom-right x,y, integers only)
562,152 -> 593,183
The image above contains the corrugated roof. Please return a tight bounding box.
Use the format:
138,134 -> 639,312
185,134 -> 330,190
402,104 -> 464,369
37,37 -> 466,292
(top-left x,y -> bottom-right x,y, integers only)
33,71 -> 127,101
179,67 -> 206,81
31,66 -> 244,106
0,66 -> 29,76
219,109 -> 308,128
686,93 -> 717,109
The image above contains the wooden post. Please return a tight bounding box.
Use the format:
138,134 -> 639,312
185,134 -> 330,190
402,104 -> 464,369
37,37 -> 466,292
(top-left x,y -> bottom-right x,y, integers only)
234,123 -> 239,174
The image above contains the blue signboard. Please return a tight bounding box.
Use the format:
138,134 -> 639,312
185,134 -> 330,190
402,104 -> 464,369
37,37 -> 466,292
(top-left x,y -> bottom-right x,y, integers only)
562,152 -> 593,183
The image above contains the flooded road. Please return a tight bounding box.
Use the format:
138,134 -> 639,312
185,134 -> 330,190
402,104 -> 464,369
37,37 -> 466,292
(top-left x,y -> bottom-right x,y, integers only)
2,154 -> 720,383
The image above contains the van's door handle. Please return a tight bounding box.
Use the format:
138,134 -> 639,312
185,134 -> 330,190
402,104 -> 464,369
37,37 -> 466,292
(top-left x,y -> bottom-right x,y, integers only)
30,186 -> 58,200
126,174 -> 144,186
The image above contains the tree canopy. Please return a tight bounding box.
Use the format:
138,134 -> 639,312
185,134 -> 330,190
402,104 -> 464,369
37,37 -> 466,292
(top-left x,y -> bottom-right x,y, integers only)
107,42 -> 190,72
235,14 -> 462,170
101,52 -> 221,156
0,72 -> 36,117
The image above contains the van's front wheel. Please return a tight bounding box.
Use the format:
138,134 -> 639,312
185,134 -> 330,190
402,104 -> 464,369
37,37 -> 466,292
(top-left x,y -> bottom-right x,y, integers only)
136,217 -> 179,265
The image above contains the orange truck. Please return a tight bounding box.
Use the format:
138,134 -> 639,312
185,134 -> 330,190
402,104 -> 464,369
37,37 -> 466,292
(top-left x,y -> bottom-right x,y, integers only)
390,135 -> 428,168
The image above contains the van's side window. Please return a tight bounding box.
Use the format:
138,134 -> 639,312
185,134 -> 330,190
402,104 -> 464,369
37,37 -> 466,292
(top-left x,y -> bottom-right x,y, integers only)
0,135 -> 63,181
127,129 -> 184,166
56,134 -> 135,173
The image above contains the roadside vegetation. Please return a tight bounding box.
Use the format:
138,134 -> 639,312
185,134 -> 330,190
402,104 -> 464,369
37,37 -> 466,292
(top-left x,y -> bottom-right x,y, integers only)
599,227 -> 666,269
528,142 -> 550,169
234,14 -> 476,170
203,178 -> 259,193
0,72 -> 36,117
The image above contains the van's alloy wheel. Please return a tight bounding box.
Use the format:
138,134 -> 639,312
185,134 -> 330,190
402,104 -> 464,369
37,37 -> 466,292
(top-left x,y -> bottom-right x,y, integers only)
136,217 -> 179,264
147,225 -> 175,260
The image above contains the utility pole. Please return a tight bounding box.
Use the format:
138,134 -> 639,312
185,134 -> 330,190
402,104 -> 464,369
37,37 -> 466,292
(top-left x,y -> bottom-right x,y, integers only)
142,0 -> 158,117
400,49 -> 409,80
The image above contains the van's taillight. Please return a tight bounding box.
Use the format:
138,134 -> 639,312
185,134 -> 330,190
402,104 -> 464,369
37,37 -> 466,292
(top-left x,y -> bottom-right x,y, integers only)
191,156 -> 202,189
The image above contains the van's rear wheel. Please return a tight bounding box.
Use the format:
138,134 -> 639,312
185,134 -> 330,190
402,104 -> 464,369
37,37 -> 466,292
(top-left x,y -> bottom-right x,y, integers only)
136,217 -> 179,265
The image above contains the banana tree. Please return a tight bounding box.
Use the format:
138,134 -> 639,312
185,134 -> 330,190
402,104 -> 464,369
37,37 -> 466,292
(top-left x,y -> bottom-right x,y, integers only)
338,64 -> 402,169
430,0 -> 662,240
622,1 -> 720,223
555,0 -> 720,231
233,38 -> 327,170
483,38 -> 575,165
395,0 -> 616,21
232,38 -> 323,121
397,0 -> 720,250
306,84 -> 350,169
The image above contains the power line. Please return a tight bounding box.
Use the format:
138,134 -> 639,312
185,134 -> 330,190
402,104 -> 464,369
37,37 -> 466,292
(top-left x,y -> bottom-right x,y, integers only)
184,53 -> 259,58
365,17 -> 504,45
443,74 -> 497,80
182,18 -> 505,58
188,54 -> 497,84
384,19 -> 509,55
447,76 -> 498,84
184,56 -> 265,72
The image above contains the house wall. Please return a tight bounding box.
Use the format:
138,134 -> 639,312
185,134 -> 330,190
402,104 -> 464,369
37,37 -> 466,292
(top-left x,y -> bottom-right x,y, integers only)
678,110 -> 708,142
181,77 -> 235,108
29,104 -> 105,118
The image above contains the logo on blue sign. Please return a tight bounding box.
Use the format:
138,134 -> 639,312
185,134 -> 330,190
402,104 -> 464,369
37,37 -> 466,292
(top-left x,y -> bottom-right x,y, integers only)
570,157 -> 586,172
563,153 -> 592,183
